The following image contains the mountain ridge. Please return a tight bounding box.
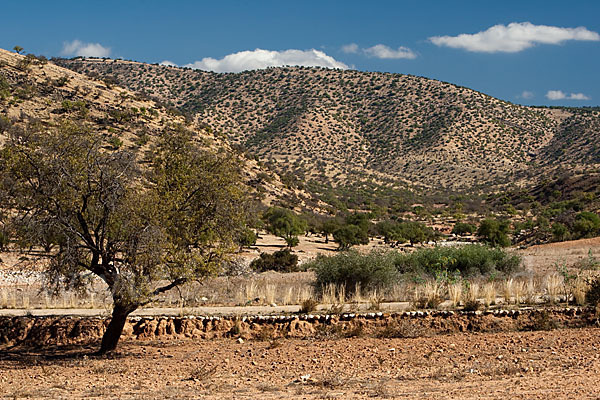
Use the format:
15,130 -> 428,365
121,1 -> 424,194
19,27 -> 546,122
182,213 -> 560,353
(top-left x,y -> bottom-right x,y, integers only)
54,57 -> 600,200
0,49 -> 321,213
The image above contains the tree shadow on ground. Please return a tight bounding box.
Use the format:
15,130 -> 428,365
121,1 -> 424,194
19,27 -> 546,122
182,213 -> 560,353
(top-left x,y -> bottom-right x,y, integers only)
0,342 -> 136,364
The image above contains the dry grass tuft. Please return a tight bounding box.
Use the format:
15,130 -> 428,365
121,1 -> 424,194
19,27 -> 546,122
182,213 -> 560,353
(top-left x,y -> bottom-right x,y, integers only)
571,277 -> 588,306
413,281 -> 443,309
448,282 -> 462,308
482,282 -> 496,307
513,280 -> 526,305
463,282 -> 480,311
545,273 -> 563,304
300,298 -> 318,314
502,279 -> 514,305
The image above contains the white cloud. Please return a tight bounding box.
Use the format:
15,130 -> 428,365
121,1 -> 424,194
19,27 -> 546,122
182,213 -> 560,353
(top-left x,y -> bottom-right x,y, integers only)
429,22 -> 600,53
546,90 -> 590,100
519,90 -> 534,99
546,90 -> 566,100
342,43 -> 359,54
159,60 -> 177,67
61,40 -> 111,58
183,48 -> 348,72
568,93 -> 591,100
363,44 -> 417,59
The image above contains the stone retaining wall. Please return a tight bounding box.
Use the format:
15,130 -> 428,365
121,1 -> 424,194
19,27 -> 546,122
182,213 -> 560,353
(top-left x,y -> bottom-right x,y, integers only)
0,307 -> 596,347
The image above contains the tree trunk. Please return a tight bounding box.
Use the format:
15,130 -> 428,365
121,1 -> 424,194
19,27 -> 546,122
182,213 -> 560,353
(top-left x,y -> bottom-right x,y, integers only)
98,303 -> 135,354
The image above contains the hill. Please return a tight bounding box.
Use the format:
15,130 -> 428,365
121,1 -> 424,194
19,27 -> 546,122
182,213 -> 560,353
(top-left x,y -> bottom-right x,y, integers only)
54,58 -> 600,208
0,49 -> 321,213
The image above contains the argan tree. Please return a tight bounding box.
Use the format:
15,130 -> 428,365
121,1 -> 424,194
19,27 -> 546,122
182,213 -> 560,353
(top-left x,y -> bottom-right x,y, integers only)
0,122 -> 247,354
262,207 -> 306,248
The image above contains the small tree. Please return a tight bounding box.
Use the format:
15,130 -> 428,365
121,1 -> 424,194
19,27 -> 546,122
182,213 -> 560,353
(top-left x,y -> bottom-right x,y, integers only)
320,218 -> 340,244
237,227 -> 257,251
0,123 -> 246,353
262,207 -> 306,248
451,222 -> 476,236
477,218 -> 511,247
13,45 -> 23,54
333,224 -> 367,250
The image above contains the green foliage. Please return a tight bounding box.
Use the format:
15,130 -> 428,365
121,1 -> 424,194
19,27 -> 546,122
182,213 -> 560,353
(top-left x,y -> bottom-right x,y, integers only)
308,245 -> 520,297
477,218 -> 511,247
250,249 -> 299,273
262,207 -> 306,248
451,222 -> 476,236
0,122 -> 247,352
237,227 -> 257,249
573,211 -> 600,239
320,218 -> 340,244
393,245 -> 521,278
307,250 -> 399,295
0,74 -> 10,101
333,224 -> 366,250
0,229 -> 9,251
585,275 -> 600,306
552,222 -> 570,242
331,213 -> 371,250
376,219 -> 437,245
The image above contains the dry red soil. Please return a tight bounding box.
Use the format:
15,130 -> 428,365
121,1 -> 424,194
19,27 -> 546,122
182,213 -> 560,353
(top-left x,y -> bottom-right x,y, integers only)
2,327 -> 600,399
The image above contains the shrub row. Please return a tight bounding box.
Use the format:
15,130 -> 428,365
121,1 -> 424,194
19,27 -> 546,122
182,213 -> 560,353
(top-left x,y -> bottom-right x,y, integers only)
305,245 -> 522,295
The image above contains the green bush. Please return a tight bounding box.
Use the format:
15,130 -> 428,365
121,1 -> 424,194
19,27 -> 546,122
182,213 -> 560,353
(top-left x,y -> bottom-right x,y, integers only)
250,249 -> 299,273
451,222 -> 476,236
392,245 -> 521,278
307,250 -> 398,296
306,246 -> 521,298
585,275 -> 600,306
573,212 -> 600,239
333,224 -> 367,250
477,218 -> 511,247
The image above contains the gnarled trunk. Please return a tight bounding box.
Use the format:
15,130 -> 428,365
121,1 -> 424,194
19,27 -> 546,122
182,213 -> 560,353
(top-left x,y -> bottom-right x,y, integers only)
98,303 -> 136,354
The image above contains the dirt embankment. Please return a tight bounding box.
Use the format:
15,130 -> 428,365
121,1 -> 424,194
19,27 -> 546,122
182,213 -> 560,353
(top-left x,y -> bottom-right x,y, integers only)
1,308 -> 596,348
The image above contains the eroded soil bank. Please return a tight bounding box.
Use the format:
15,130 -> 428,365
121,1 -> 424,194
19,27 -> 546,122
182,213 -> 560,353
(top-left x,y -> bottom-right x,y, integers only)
0,307 -> 596,348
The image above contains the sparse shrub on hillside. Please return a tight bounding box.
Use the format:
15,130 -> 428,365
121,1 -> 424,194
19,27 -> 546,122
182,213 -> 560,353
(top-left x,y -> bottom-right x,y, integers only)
0,229 -> 9,251
237,227 -> 257,250
451,222 -> 476,236
552,222 -> 571,242
250,249 -> 299,273
573,211 -> 600,239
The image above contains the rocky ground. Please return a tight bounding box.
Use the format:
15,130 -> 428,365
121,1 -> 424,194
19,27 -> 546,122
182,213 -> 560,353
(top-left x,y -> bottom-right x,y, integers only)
2,326 -> 600,399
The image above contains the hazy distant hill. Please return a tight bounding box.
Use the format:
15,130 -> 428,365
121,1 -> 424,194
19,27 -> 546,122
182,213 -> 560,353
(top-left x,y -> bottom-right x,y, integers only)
55,58 -> 600,206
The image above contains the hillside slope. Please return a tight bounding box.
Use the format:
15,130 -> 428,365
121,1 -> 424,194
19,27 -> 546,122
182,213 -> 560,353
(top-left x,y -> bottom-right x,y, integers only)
0,49 -> 317,212
55,58 -> 600,199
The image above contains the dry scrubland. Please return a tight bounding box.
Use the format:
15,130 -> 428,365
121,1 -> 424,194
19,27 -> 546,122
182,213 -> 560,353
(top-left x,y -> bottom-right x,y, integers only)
2,51 -> 600,398
2,234 -> 600,313
57,58 -> 600,192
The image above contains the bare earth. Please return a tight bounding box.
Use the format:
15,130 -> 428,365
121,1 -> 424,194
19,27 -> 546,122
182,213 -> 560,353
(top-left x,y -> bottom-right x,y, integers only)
2,327 -> 600,399
3,237 -> 600,399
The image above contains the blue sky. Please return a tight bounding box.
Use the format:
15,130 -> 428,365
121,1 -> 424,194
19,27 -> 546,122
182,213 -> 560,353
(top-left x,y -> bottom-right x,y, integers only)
1,0 -> 598,106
